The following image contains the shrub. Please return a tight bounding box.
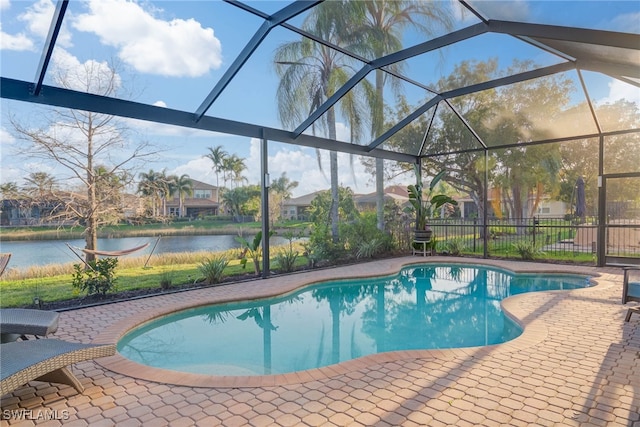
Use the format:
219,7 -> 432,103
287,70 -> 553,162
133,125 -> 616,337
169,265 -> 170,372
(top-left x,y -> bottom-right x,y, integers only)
236,231 -> 273,275
356,238 -> 385,259
198,256 -> 229,284
72,258 -> 118,296
275,249 -> 299,273
159,272 -> 173,290
304,224 -> 345,266
512,241 -> 545,260
443,238 -> 467,256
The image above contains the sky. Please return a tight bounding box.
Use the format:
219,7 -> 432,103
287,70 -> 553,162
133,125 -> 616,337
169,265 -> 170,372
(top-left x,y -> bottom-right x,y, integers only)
1,0 -> 639,198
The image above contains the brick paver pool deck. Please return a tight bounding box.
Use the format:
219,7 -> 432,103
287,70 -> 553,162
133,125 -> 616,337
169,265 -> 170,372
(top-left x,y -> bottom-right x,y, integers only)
1,257 -> 638,426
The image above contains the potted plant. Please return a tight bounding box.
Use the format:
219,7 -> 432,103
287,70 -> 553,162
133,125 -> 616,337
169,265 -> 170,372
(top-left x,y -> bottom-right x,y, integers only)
407,166 -> 458,244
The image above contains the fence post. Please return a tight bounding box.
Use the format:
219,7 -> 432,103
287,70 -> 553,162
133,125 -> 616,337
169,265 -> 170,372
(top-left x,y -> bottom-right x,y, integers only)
473,218 -> 477,252
533,217 -> 537,246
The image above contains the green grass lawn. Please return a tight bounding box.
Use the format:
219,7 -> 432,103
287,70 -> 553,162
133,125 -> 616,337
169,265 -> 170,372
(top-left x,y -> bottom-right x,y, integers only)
0,255 -> 310,308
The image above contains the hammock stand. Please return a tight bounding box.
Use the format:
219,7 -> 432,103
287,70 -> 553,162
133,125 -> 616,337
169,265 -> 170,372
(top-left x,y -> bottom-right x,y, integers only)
66,237 -> 160,270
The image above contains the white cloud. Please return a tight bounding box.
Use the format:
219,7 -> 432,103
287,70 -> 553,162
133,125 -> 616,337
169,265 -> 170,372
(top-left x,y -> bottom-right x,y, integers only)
123,115 -> 228,139
600,79 -> 640,105
171,156 -> 217,184
451,0 -> 479,23
1,0 -> 10,11
609,11 -> 640,34
0,24 -> 33,50
51,48 -> 122,94
19,0 -> 72,47
73,0 -> 222,77
245,139 -> 378,197
465,0 -> 530,21
0,127 -> 15,147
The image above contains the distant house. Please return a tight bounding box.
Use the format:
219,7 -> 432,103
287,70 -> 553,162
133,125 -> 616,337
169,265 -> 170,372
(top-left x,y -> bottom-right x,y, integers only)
281,191 -> 324,220
280,185 -> 570,223
120,193 -> 145,219
165,179 -> 220,218
282,187 -> 411,220
457,193 -> 567,219
354,185 -> 410,211
534,199 -> 567,218
0,192 -> 78,226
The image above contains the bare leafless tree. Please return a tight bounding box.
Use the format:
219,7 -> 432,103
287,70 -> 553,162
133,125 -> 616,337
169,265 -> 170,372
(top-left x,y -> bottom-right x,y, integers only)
10,59 -> 159,262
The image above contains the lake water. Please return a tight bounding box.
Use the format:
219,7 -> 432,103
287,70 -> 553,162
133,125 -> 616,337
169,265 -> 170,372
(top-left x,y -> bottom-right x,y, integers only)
0,235 -> 290,269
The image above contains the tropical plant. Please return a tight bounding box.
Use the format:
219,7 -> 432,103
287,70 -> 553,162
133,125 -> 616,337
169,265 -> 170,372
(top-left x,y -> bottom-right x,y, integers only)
443,238 -> 467,256
23,172 -> 58,198
220,154 -> 246,189
407,167 -> 457,230
355,238 -> 385,259
221,187 -> 253,221
159,271 -> 173,290
274,1 -> 369,242
236,231 -> 272,275
274,230 -> 300,273
349,0 -> 453,231
204,145 -> 228,201
275,249 -> 299,273
71,258 -> 118,296
269,172 -> 299,223
198,256 -> 229,284
512,241 -> 545,260
138,169 -> 173,217
169,173 -> 193,217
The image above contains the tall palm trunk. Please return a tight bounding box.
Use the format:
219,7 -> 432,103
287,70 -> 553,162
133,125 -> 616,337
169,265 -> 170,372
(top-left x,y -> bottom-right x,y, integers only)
328,106 -> 339,242
375,68 -> 386,231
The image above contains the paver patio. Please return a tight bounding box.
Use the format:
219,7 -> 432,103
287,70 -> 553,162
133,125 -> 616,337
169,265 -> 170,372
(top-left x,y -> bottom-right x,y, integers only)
1,257 -> 638,426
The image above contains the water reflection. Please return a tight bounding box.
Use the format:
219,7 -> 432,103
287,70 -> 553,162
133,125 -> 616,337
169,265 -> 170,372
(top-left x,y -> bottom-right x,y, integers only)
2,234 -> 293,268
117,265 -> 591,375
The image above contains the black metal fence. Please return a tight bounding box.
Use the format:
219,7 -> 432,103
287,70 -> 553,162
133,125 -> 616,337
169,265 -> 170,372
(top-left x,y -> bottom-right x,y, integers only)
424,216 -> 640,262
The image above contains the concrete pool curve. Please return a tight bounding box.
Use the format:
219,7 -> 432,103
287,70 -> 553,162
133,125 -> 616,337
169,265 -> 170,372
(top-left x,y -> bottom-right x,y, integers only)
92,257 -> 607,388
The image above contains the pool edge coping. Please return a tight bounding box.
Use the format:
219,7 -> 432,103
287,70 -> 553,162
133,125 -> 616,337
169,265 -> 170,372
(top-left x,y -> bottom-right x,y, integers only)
93,256 -> 612,388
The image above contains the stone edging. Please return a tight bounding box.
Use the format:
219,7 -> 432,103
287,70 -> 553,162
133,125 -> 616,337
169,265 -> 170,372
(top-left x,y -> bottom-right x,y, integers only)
93,257 -> 611,388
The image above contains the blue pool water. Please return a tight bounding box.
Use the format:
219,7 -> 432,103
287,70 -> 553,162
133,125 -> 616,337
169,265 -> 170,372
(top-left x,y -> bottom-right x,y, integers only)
118,264 -> 592,376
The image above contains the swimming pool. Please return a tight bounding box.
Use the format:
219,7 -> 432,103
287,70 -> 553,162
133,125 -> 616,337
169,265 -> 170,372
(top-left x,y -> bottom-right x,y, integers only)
117,264 -> 592,376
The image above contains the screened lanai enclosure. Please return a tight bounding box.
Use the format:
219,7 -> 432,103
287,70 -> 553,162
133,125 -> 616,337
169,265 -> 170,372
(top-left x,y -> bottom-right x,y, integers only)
1,0 -> 639,271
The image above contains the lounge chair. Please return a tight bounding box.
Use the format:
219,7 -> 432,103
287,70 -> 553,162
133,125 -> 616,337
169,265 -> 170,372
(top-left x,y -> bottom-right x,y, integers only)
0,339 -> 116,396
0,253 -> 10,277
0,308 -> 60,342
622,266 -> 640,322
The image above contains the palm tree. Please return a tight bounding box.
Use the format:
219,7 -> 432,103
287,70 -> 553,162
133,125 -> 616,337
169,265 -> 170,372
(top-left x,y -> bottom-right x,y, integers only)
137,169 -> 163,217
221,187 -> 249,221
204,145 -> 227,202
274,1 -> 368,242
351,0 -> 453,231
228,154 -> 247,188
0,182 -> 19,199
23,172 -> 57,199
271,172 -> 298,199
156,170 -> 174,217
270,172 -> 299,223
170,174 -> 193,217
220,155 -> 235,189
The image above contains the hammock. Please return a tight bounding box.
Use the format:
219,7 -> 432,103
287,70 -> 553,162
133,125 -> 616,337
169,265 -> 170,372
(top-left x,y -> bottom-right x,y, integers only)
80,243 -> 149,257
66,237 -> 160,269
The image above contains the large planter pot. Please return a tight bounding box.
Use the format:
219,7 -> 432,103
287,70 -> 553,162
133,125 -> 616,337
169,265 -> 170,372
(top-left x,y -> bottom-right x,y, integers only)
414,229 -> 433,242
